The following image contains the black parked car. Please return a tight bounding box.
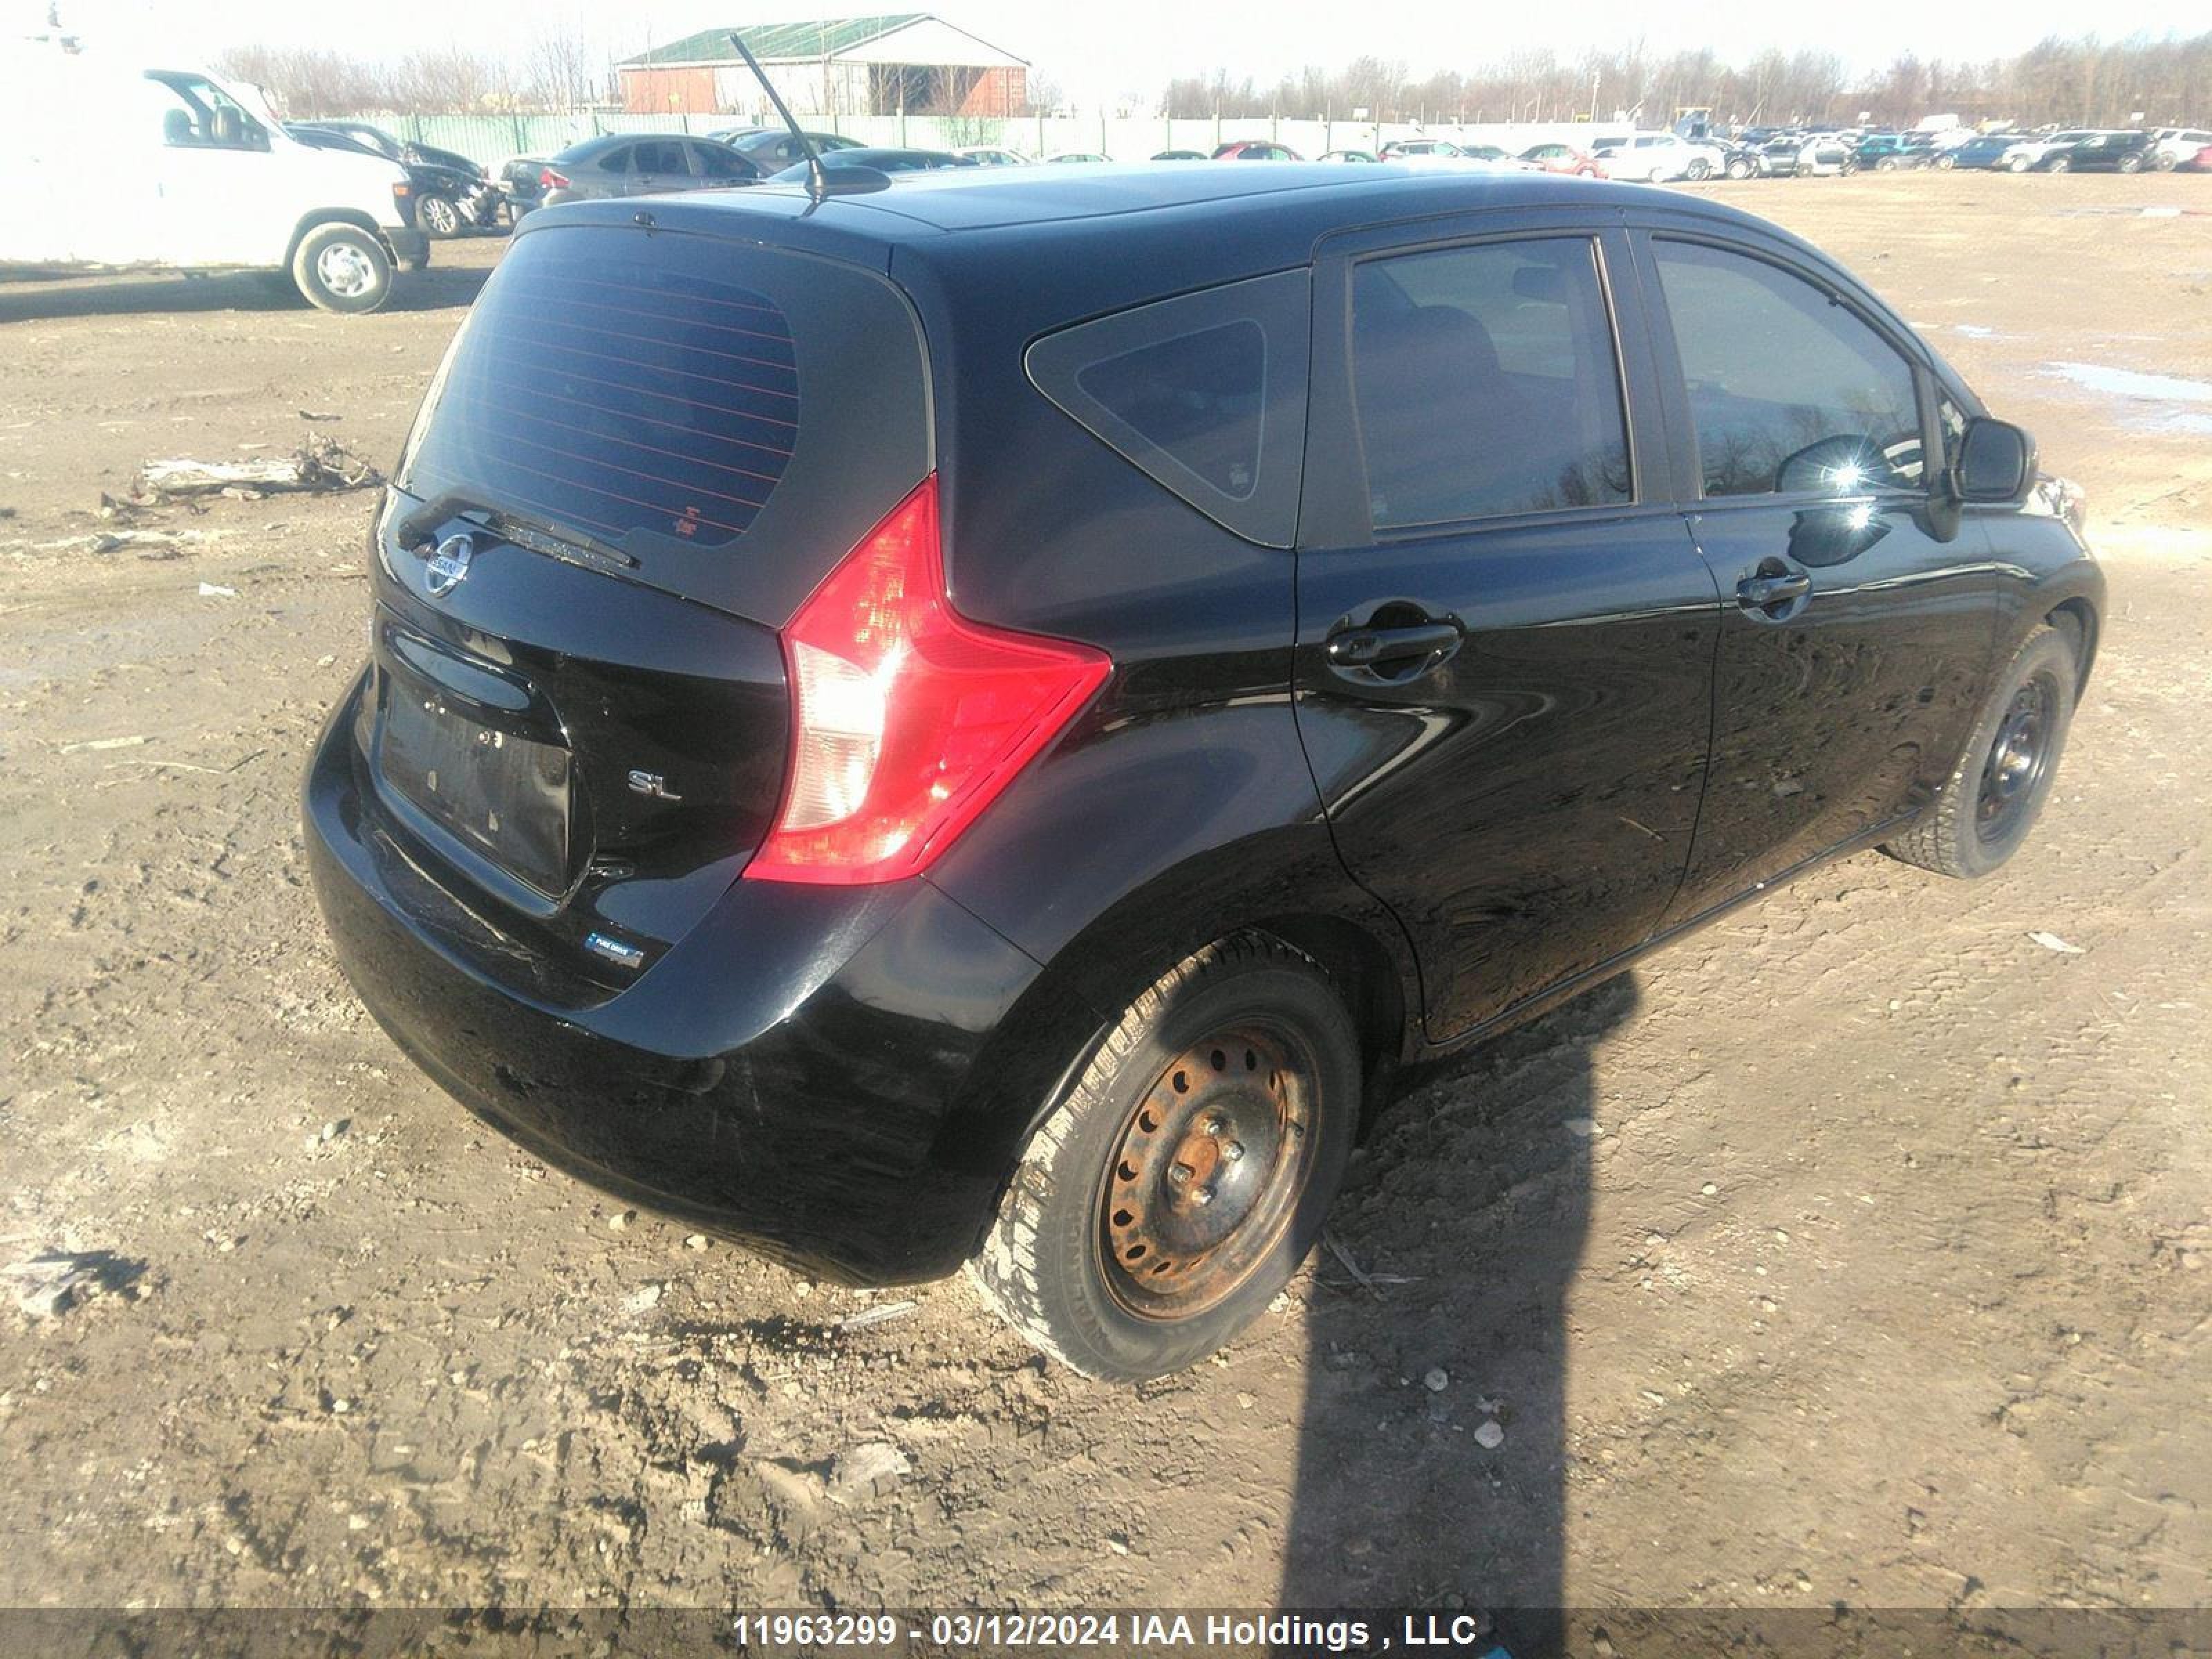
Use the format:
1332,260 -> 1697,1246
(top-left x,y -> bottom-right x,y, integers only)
307,163 -> 2101,1380
292,118 -> 481,179
536,133 -> 762,207
287,121 -> 497,238
2040,129 -> 2159,172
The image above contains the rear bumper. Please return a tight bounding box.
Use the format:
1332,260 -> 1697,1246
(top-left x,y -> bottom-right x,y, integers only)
303,675 -> 1053,1284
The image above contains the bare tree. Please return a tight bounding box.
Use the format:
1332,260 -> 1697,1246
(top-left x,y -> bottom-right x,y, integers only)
225,29 -> 2212,126
527,31 -> 597,113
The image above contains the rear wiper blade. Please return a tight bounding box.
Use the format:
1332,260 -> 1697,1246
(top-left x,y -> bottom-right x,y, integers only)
482,509 -> 640,574
399,493 -> 639,574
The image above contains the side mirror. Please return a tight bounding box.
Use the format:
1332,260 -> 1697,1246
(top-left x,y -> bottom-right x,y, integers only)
1954,418 -> 2036,504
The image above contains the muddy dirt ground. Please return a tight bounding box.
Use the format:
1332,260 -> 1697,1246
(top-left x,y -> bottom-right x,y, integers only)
2,171 -> 2209,1636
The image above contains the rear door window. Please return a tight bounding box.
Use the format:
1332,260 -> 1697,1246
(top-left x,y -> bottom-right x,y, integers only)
691,141 -> 756,179
629,140 -> 687,176
1026,270 -> 1309,547
1651,238 -> 1927,498
1350,236 -> 1632,529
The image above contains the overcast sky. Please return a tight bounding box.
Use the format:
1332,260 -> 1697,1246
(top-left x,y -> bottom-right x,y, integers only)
27,0 -> 2206,104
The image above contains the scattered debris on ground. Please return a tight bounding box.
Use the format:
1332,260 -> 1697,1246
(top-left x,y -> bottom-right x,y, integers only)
6,1250 -> 148,1319
838,1300 -> 919,1332
132,435 -> 381,502
830,1442 -> 912,1503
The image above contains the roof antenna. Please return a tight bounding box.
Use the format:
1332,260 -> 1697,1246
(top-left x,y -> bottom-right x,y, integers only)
728,32 -> 826,200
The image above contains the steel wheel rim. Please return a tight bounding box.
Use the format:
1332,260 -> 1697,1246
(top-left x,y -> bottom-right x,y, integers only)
1096,1022 -> 1319,1321
315,241 -> 377,298
1976,673 -> 2055,843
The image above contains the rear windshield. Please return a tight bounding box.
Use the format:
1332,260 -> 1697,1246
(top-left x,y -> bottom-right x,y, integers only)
400,237 -> 797,550
393,222 -> 930,626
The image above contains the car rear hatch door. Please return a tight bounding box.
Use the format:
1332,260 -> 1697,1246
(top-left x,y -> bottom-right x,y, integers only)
353,215 -> 932,1002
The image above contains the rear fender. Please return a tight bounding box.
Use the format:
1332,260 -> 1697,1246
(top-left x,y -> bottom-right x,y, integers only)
924,695 -> 1426,1183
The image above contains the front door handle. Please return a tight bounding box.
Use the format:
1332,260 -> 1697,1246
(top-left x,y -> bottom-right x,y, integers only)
1737,570 -> 1812,611
1326,621 -> 1464,670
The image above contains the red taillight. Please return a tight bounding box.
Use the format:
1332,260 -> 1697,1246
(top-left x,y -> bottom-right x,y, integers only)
747,475 -> 1110,886
540,167 -> 568,189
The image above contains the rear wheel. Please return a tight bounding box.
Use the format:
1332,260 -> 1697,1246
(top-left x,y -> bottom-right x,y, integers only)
1935,151 -> 1956,169
291,223 -> 393,314
1726,155 -> 1754,179
969,932 -> 1361,1381
2007,153 -> 2032,173
1883,626 -> 2076,879
2044,154 -> 2072,174
1685,158 -> 1712,181
2117,153 -> 2144,174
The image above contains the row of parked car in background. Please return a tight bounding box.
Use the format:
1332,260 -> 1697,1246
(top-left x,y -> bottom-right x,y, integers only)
1949,126 -> 2212,172
30,41 -> 2179,320
154,104 -> 2211,248
489,120 -> 2212,218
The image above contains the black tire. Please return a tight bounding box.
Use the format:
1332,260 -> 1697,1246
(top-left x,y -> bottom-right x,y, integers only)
1935,152 -> 1956,169
1883,626 -> 2076,879
1877,156 -> 1900,170
291,223 -> 393,314
2117,153 -> 2144,174
1685,158 -> 1712,181
418,193 -> 463,238
1727,156 -> 1754,179
969,932 -> 1361,1382
2007,153 -> 2032,173
2044,155 -> 2072,174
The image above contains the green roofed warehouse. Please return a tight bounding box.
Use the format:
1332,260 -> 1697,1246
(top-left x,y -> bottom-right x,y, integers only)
618,14 -> 1029,117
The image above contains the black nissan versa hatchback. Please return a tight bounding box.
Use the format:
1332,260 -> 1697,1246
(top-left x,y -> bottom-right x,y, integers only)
306,163 -> 2103,1380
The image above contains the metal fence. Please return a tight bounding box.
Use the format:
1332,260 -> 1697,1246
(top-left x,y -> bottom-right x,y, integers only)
353,111 -> 1628,167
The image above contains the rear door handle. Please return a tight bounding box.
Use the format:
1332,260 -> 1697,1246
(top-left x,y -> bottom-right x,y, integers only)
1323,617 -> 1466,686
1736,570 -> 1812,610
1326,621 -> 1464,668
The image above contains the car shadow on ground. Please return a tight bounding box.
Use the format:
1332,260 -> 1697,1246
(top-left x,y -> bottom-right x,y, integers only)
0,255 -> 494,322
1281,972 -> 1640,1653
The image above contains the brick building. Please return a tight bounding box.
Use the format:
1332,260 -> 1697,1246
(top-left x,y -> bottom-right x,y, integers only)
619,14 -> 1029,118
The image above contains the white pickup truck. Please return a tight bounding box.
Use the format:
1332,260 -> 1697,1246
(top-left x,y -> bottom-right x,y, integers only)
0,45 -> 427,312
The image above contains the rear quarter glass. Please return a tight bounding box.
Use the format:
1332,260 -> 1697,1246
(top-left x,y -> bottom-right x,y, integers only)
395,221 -> 932,628
1024,269 -> 1311,549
